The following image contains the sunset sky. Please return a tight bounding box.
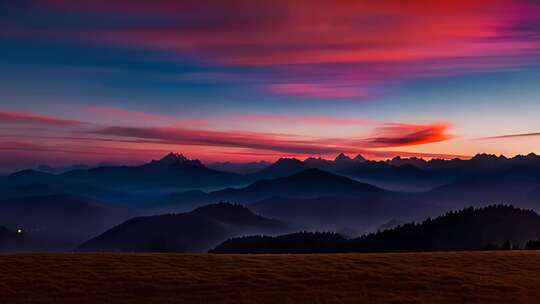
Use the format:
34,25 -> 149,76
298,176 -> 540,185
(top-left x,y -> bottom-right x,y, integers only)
1,0 -> 540,172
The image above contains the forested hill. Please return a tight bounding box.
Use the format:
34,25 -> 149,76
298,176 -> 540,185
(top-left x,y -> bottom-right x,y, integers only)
212,205 -> 540,253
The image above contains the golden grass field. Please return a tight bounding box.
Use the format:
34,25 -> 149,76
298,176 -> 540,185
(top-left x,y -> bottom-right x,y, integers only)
1,251 -> 540,303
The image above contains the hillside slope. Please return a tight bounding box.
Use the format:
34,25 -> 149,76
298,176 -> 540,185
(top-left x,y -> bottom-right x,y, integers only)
78,203 -> 290,252
213,205 -> 540,253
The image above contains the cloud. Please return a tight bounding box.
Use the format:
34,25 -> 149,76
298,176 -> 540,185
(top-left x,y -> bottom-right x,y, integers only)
0,141 -> 172,173
237,113 -> 374,126
264,83 -> 369,99
84,106 -> 208,127
476,132 -> 540,140
14,0 -> 540,99
0,110 -> 84,126
359,122 -> 454,148
0,107 -> 458,163
92,121 -> 454,155
93,126 -> 338,155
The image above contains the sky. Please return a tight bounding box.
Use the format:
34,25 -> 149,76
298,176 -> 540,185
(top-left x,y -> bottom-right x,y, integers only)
1,0 -> 540,172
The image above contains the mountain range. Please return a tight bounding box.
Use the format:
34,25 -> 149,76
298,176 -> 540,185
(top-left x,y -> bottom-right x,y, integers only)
2,151 -> 540,252
78,203 -> 290,252
159,168 -> 395,214
211,205 -> 540,253
59,153 -> 247,191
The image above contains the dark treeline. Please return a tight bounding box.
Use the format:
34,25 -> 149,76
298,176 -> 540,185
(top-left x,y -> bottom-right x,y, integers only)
212,205 -> 540,253
525,239 -> 540,250
210,232 -> 348,254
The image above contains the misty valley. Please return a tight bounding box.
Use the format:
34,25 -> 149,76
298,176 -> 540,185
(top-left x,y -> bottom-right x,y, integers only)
2,152 -> 540,254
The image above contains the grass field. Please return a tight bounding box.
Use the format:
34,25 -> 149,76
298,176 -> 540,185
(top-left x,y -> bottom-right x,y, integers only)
1,251 -> 540,303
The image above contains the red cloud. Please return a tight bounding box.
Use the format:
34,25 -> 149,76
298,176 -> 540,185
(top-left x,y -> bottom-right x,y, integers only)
0,108 -> 457,164
92,121 -> 454,155
0,110 -> 84,126
26,0 -> 540,99
94,126 -> 336,155
360,122 -> 454,148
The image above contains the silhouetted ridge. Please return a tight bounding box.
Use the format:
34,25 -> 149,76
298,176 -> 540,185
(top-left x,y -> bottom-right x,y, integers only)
189,203 -> 273,223
150,152 -> 204,167
78,203 -> 289,252
60,152 -> 243,189
334,153 -> 352,162
213,168 -> 386,202
211,232 -> 348,253
286,168 -> 380,187
9,169 -> 54,178
250,158 -> 307,179
212,205 -> 540,253
353,154 -> 366,162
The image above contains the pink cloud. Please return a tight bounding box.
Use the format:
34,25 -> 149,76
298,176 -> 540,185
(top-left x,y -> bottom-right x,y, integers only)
91,121 -> 454,156
264,84 -> 370,99
23,0 -> 540,99
0,110 -> 84,126
93,126 -> 334,155
238,113 -> 375,126
0,107 -> 459,165
84,106 -> 208,127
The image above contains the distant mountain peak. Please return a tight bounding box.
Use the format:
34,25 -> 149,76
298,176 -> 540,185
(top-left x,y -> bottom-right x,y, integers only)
471,153 -> 508,163
275,157 -> 303,164
353,154 -> 366,162
159,152 -> 189,164
77,202 -> 288,253
153,152 -> 203,167
514,153 -> 540,160
334,153 -> 352,162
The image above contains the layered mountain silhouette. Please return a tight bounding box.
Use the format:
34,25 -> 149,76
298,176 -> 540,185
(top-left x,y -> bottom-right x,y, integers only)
36,164 -> 91,174
161,168 -> 390,211
250,196 -> 438,233
60,153 -> 246,190
247,155 -> 442,191
250,153 -> 540,192
78,203 -> 290,252
248,158 -> 308,180
304,153 -> 365,171
7,152 -> 540,196
217,168 -> 385,202
212,205 -> 540,253
2,152 -> 540,253
0,169 -> 144,205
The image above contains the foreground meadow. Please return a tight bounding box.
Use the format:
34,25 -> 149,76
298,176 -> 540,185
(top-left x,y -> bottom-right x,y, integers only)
1,251 -> 540,303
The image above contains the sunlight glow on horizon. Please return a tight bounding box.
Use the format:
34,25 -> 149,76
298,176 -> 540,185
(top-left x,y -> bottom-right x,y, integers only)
0,0 -> 539,171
